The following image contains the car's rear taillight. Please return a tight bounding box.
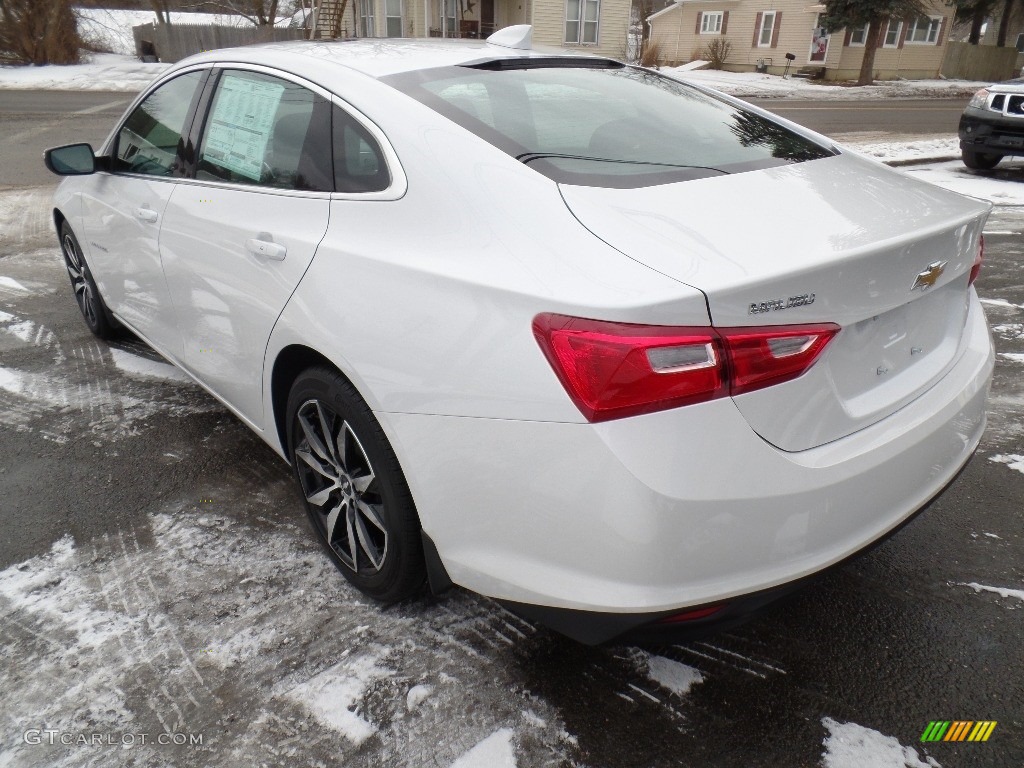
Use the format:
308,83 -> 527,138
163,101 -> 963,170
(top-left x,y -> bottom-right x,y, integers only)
533,314 -> 839,422
969,234 -> 984,286
719,324 -> 840,395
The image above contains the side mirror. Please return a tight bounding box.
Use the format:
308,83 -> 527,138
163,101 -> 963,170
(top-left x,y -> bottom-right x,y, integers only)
44,143 -> 97,176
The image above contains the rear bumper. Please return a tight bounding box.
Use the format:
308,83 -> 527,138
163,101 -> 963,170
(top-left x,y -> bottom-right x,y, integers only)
959,110 -> 1024,156
380,294 -> 993,642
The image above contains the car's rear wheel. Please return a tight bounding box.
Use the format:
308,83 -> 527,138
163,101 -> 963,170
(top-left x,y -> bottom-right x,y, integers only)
962,149 -> 1002,170
286,367 -> 425,602
60,222 -> 119,339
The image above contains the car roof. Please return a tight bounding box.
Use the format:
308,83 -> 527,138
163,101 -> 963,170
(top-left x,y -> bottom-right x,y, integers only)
176,35 -> 610,80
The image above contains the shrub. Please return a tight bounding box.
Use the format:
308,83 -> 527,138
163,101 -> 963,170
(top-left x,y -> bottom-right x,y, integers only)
639,39 -> 659,68
0,0 -> 82,65
704,37 -> 731,70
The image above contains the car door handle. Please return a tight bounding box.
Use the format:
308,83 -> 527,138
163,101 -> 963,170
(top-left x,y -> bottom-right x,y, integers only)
135,207 -> 159,223
245,238 -> 287,261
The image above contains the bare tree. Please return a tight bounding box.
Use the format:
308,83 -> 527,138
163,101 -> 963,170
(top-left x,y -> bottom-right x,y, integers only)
0,0 -> 81,65
204,0 -> 281,25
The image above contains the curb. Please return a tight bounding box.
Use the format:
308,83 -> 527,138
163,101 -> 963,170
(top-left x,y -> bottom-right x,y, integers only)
884,155 -> 959,167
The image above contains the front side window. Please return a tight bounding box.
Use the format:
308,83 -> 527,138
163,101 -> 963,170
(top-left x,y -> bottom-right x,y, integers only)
849,23 -> 869,45
884,19 -> 902,47
906,15 -> 941,44
701,11 -> 723,34
565,0 -> 600,43
385,0 -> 403,37
114,71 -> 204,176
385,63 -> 834,189
757,11 -> 775,46
196,70 -> 332,192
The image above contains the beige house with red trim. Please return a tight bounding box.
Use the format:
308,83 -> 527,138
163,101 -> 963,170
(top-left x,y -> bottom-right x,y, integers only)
314,0 -> 632,59
646,0 -> 953,80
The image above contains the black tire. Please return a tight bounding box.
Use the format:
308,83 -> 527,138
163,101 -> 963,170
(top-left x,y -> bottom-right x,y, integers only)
59,222 -> 120,339
286,366 -> 425,602
962,149 -> 1002,170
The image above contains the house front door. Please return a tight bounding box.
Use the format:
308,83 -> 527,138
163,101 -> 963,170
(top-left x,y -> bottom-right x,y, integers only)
481,0 -> 494,36
809,15 -> 830,62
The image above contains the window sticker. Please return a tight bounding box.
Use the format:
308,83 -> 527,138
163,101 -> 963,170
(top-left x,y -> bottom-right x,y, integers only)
203,75 -> 286,181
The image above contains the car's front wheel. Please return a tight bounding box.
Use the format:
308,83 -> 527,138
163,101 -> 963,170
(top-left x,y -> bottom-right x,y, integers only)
60,222 -> 119,339
286,367 -> 425,602
962,149 -> 1002,170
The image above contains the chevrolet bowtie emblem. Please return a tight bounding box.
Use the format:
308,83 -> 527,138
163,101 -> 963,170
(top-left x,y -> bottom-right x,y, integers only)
912,261 -> 947,291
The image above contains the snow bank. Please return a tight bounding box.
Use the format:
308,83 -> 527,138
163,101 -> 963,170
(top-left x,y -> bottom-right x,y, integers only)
821,718 -> 941,768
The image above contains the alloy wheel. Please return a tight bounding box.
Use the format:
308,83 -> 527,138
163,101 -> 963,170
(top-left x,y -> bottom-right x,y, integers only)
294,398 -> 388,573
62,232 -> 97,328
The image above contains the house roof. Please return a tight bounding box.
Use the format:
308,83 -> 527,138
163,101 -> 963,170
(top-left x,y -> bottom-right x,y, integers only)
647,0 -> 739,24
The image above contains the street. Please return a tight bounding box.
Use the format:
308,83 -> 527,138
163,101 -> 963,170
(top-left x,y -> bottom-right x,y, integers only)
0,92 -> 1022,767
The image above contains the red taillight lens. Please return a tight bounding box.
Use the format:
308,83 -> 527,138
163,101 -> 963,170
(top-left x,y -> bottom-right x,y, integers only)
533,314 -> 840,422
656,604 -> 726,624
532,313 -> 726,422
969,234 -> 984,286
720,324 -> 840,395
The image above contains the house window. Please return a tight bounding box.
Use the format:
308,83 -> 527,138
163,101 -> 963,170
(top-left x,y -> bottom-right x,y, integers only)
701,10 -> 723,34
883,19 -> 902,47
358,0 -> 375,37
756,11 -> 776,46
385,0 -> 402,37
1016,32 -> 1024,52
849,23 -> 868,46
906,15 -> 941,44
565,0 -> 600,44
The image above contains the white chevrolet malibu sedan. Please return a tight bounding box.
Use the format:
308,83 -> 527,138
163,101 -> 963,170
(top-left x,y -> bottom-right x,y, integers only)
45,26 -> 993,644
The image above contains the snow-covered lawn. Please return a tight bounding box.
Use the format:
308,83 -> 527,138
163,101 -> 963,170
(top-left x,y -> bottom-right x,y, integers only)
669,65 -> 989,100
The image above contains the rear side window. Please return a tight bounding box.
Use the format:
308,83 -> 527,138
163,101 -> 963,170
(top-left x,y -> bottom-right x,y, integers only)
114,70 -> 205,176
196,70 -> 333,192
385,63 -> 834,188
332,104 -> 390,193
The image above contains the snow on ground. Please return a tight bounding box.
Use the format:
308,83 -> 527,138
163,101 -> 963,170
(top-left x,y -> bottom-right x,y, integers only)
449,728 -> 517,768
989,454 -> 1024,475
0,52 -> 168,92
956,581 -> 1024,601
899,160 -> 1024,205
108,347 -> 191,383
75,8 -> 293,58
640,652 -> 705,696
0,510 -> 574,767
821,718 -> 941,768
836,136 -> 959,165
666,66 -> 988,100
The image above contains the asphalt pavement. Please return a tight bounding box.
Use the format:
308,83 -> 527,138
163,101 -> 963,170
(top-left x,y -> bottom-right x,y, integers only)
0,100 -> 1022,767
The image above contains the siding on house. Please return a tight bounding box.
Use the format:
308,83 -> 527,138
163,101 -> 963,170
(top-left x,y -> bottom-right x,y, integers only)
532,0 -> 632,58
648,0 -> 952,79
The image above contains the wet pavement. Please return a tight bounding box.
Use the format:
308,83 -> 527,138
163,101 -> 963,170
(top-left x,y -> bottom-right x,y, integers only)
0,183 -> 1022,767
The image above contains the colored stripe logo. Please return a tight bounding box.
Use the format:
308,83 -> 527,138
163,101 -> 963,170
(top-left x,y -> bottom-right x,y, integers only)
921,721 -> 997,742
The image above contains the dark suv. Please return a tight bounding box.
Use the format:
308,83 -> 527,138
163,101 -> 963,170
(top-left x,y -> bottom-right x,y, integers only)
959,78 -> 1024,169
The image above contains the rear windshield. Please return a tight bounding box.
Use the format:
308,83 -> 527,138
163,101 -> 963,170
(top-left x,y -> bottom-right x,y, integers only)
383,61 -> 835,188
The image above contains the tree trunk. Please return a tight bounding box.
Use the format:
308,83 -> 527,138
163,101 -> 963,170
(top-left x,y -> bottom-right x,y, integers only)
996,0 -> 1013,46
969,4 -> 987,44
857,17 -> 885,86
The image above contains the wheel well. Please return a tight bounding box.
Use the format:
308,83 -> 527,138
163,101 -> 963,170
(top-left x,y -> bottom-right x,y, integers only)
270,345 -> 342,462
53,208 -> 66,236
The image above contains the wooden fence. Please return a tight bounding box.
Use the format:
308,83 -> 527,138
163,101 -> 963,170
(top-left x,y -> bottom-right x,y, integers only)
131,22 -> 307,63
940,42 -> 1019,83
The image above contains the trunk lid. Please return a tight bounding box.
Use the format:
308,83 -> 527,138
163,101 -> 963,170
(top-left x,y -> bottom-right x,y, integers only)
559,154 -> 990,451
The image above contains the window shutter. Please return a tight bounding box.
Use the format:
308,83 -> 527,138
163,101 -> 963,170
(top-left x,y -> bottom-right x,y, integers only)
897,18 -> 908,48
936,17 -> 947,45
843,27 -> 852,46
770,11 -> 782,48
695,11 -> 702,34
752,12 -> 762,46
721,10 -> 729,34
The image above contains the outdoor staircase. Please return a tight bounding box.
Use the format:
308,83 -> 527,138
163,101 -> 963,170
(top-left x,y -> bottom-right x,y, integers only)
312,0 -> 348,39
